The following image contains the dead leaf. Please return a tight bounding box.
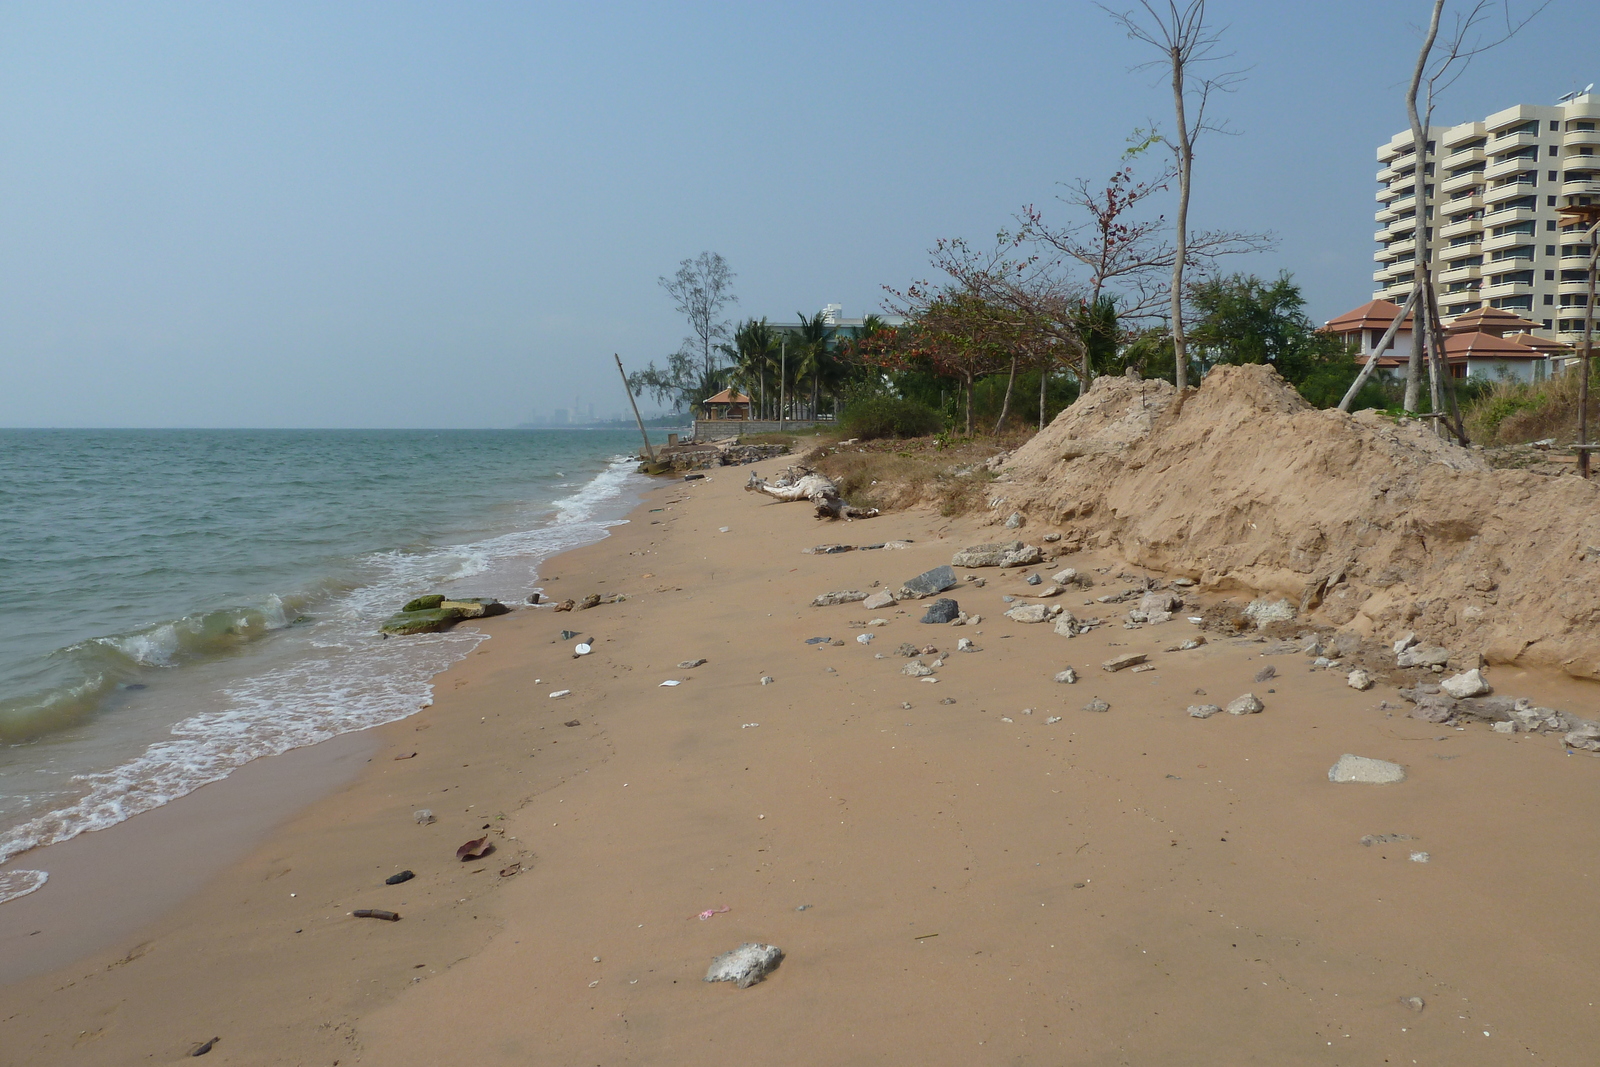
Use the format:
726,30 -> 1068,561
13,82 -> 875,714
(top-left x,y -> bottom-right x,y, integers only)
499,862 -> 522,878
456,836 -> 494,861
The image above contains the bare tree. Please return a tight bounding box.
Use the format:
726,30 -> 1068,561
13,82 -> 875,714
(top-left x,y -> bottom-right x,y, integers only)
1399,0 -> 1548,414
1103,0 -> 1243,392
661,252 -> 737,385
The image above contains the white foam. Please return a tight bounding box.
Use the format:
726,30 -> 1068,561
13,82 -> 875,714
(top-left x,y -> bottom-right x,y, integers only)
0,458 -> 645,866
0,868 -> 47,905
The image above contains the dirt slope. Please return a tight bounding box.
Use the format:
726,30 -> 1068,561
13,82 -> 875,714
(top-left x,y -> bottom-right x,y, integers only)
995,365 -> 1600,680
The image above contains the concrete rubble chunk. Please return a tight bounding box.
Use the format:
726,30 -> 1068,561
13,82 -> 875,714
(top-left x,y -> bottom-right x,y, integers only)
1409,694 -> 1458,723
704,943 -> 784,988
1005,603 -> 1051,624
1083,698 -> 1110,713
862,590 -> 897,611
1225,693 -> 1264,715
998,545 -> 1044,568
813,590 -> 870,607
1253,665 -> 1277,683
1188,704 -> 1222,719
1054,668 -> 1078,684
1052,613 -> 1079,637
1101,652 -> 1147,672
1347,669 -> 1374,691
1393,632 -> 1419,654
1564,723 -> 1600,751
1051,568 -> 1078,585
678,658 -> 707,669
951,541 -> 1023,568
920,598 -> 961,624
901,659 -> 935,677
1328,754 -> 1406,784
1004,511 -> 1023,529
1439,668 -> 1491,699
1138,591 -> 1182,615
899,565 -> 958,600
1396,644 -> 1451,669
1243,597 -> 1296,629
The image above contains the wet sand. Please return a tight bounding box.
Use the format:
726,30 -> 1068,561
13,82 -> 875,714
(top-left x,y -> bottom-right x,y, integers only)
3,463 -> 1600,1066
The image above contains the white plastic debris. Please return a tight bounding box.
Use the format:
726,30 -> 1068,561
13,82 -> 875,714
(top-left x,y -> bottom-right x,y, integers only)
704,943 -> 785,988
574,642 -> 592,656
549,690 -> 571,699
659,679 -> 682,687
857,633 -> 875,644
413,809 -> 435,825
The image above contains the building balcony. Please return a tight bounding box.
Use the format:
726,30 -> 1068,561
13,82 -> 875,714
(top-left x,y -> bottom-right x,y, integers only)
1482,279 -> 1534,299
1489,128 -> 1539,149
1485,180 -> 1538,206
1439,217 -> 1482,240
1483,230 -> 1535,252
1444,191 -> 1483,213
1562,178 -> 1600,198
1385,215 -> 1419,238
1441,169 -> 1485,194
1562,128 -> 1600,149
1484,203 -> 1537,225
1560,277 -> 1594,294
1487,154 -> 1538,180
1445,145 -> 1486,166
1385,237 -> 1417,258
1439,263 -> 1482,285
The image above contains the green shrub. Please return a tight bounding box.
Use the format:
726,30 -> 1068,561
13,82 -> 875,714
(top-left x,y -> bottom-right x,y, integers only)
838,397 -> 942,440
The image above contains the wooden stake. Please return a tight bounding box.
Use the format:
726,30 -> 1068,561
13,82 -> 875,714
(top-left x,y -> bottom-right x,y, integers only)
614,353 -> 656,462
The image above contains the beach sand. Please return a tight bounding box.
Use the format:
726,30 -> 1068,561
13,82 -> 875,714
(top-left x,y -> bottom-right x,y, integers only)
3,461 -> 1600,1065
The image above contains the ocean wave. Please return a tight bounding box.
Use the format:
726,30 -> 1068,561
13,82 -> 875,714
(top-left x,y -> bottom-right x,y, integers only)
0,457 -> 644,867
0,868 -> 47,904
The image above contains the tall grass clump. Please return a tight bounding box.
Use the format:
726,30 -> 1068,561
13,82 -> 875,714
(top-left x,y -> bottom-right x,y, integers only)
1463,370 -> 1599,445
838,397 -> 942,440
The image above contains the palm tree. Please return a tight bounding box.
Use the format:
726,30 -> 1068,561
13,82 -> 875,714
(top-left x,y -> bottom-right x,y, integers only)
792,311 -> 838,419
722,318 -> 782,419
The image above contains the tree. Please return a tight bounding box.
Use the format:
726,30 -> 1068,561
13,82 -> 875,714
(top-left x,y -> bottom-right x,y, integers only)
722,318 -> 782,419
1103,0 -> 1242,393
1188,272 -> 1370,406
626,252 -> 738,412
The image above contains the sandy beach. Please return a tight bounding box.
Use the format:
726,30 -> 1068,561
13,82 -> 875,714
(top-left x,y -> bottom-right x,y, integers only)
4,456 -> 1600,1066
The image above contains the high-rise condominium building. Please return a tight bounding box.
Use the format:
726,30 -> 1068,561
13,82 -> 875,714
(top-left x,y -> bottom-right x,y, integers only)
1372,91 -> 1600,343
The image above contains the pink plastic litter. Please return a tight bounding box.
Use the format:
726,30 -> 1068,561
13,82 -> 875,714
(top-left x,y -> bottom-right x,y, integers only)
695,905 -> 731,921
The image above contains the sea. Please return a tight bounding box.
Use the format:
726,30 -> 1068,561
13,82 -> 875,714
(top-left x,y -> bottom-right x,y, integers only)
0,428 -> 666,905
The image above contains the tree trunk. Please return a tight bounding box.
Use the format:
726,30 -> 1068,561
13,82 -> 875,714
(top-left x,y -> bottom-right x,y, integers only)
994,355 -> 1019,434
963,375 -> 974,436
1403,0 -> 1444,413
1170,47 -> 1192,392
1039,364 -> 1048,429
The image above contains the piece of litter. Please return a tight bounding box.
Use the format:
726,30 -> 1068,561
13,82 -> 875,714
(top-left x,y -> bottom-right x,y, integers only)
589,979 -> 600,988
719,526 -> 730,533
413,809 -> 435,825
659,679 -> 682,687
741,722 -> 760,728
796,904 -> 812,911
1187,616 -> 1203,623
1046,716 -> 1062,724
549,690 -> 571,699
1410,851 -> 1430,863
704,943 -> 784,988
574,642 -> 591,656
696,905 -> 731,921
760,676 -> 775,685
857,633 -> 874,644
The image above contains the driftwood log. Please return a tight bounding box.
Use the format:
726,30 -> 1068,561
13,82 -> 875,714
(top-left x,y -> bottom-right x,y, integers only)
745,466 -> 879,520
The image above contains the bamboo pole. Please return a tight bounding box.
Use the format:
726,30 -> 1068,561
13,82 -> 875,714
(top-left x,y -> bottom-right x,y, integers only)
1338,288 -> 1419,412
614,353 -> 655,462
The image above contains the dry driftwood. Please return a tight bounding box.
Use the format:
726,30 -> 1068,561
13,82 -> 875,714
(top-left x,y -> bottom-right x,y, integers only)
745,466 -> 879,520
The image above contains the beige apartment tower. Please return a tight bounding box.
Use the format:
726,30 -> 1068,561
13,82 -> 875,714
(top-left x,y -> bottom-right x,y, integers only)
1373,91 -> 1600,343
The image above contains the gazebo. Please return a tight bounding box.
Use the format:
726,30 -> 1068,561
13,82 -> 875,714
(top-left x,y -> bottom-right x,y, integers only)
700,388 -> 752,421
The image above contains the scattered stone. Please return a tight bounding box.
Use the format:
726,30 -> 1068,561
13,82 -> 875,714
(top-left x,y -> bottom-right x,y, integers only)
1328,754 -> 1406,784
1491,720 -> 1517,734
1188,705 -> 1222,719
940,697 -> 956,705
813,590 -> 870,607
1130,664 -> 1156,673
1054,668 -> 1078,684
867,618 -> 888,627
1046,715 -> 1062,724
552,599 -> 576,612
577,593 -> 603,610
856,633 -> 874,645
1000,716 -> 1014,723
901,660 -> 934,677
804,636 -> 831,645
921,598 -> 961,624
968,615 -> 982,625
1051,568 -> 1078,585
441,598 -> 510,619
1400,995 -> 1425,1014
1225,693 -> 1264,715
1243,597 -> 1296,628
896,642 -> 919,657
1004,511 -> 1023,529
1165,636 -> 1204,652
1052,613 -> 1081,636
1005,603 -> 1051,623
1253,665 -> 1277,683
1439,669 -> 1491,699
1564,723 -> 1600,751
1409,694 -> 1458,724
380,606 -> 466,635
1042,533 -> 1061,543
957,637 -> 975,652
1396,644 -> 1451,669
805,544 -> 854,554
1138,591 -> 1182,615
862,590 -> 897,611
1101,652 -> 1147,672
899,565 -> 958,600
564,719 -> 581,728
920,645 -> 939,656
678,659 -> 707,669
704,943 -> 784,988
831,639 -> 845,647
413,809 -> 435,825
1360,833 -> 1415,846
1347,669 -> 1374,691
1393,632 -> 1419,654
1083,698 -> 1111,713
1025,573 -> 1042,586
402,594 -> 445,612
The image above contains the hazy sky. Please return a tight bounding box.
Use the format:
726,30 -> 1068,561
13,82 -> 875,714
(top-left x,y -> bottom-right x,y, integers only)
2,1 -> 1593,427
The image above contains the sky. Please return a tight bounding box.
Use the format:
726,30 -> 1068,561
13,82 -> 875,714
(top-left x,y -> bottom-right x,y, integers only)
1,0 -> 1594,428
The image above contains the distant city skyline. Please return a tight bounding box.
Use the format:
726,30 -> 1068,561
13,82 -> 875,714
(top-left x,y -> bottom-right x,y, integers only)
1,1 -> 1594,427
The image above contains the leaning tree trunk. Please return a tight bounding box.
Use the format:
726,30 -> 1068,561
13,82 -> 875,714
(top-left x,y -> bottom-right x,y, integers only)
1339,288 -> 1417,411
993,356 -> 1019,434
1403,0 -> 1444,413
1170,50 -> 1192,393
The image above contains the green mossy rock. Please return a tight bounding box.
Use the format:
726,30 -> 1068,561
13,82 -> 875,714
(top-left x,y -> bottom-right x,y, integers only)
402,594 -> 446,612
380,606 -> 464,635
440,597 -> 510,618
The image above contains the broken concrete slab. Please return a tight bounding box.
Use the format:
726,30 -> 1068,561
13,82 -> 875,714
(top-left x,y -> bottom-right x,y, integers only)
1328,754 -> 1406,784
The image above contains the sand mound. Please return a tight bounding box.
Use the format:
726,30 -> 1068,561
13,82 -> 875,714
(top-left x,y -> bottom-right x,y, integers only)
996,365 -> 1600,680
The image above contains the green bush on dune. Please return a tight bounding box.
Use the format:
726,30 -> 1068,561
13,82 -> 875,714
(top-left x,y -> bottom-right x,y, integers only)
839,397 -> 943,440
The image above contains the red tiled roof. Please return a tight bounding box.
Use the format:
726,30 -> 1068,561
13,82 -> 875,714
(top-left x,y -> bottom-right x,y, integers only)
1442,330 -> 1545,359
1323,299 -> 1414,332
1503,332 -> 1573,356
1444,307 -> 1540,335
702,389 -> 751,405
